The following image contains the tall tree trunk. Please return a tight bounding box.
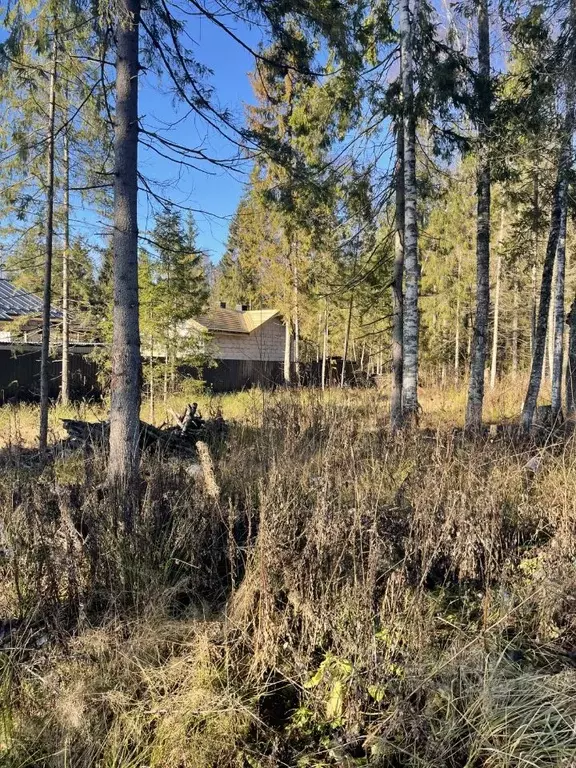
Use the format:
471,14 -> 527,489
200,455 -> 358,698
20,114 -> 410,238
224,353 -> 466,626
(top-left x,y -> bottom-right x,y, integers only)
512,279 -> 519,376
490,212 -> 504,390
170,346 -> 176,393
39,36 -> 58,452
292,261 -> 300,385
61,104 -> 70,407
321,300 -> 328,391
465,0 -> 491,430
546,283 -> 554,381
341,291 -> 353,388
148,334 -> 154,423
489,253 -> 500,390
530,173 -> 539,359
530,263 -> 537,358
454,253 -> 461,384
551,196 -> 568,416
163,348 -> 168,407
284,319 -> 292,384
522,100 -> 573,431
566,299 -> 576,417
316,312 -> 321,363
108,0 -> 142,501
441,319 -> 447,387
391,124 -> 405,428
399,0 -> 419,418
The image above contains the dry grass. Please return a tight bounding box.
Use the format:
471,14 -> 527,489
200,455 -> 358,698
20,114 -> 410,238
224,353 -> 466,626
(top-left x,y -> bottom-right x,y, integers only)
0,381 -> 575,766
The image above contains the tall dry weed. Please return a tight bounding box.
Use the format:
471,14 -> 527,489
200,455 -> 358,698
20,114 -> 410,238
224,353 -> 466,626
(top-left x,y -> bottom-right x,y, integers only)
1,390 -> 576,766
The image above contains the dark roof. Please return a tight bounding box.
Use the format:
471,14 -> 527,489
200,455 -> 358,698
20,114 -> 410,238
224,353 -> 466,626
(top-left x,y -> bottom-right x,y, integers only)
0,279 -> 61,322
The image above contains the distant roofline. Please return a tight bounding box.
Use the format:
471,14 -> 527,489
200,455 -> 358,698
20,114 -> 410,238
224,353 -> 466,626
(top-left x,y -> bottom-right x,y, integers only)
191,307 -> 281,335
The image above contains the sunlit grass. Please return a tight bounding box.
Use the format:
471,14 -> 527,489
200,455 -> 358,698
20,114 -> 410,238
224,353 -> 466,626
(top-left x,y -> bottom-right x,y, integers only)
0,372 -> 558,449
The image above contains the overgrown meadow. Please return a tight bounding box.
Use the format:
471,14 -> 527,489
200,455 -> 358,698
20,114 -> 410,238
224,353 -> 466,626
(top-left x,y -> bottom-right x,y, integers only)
0,382 -> 575,767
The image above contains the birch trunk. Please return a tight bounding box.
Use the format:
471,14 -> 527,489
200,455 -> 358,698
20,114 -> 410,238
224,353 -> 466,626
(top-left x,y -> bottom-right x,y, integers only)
551,195 -> 568,416
108,0 -> 142,499
490,212 -> 504,390
465,0 -> 491,430
399,0 -> 420,418
39,37 -> 58,452
61,110 -> 70,406
391,124 -> 404,429
566,299 -> 576,417
522,99 -> 573,431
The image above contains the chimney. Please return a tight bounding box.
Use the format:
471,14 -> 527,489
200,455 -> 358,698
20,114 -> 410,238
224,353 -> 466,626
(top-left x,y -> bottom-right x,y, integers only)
220,301 -> 226,309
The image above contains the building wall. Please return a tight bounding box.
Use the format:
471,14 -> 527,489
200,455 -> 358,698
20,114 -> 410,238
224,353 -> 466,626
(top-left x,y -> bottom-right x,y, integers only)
0,346 -> 101,402
211,317 -> 286,362
198,359 -> 284,392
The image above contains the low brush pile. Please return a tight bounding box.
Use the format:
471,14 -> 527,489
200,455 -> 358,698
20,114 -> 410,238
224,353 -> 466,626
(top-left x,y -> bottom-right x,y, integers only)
1,390 -> 576,767
61,401 -> 227,458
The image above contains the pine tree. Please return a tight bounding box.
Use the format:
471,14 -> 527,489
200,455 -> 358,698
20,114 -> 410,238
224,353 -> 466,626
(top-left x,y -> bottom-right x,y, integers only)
465,0 -> 492,431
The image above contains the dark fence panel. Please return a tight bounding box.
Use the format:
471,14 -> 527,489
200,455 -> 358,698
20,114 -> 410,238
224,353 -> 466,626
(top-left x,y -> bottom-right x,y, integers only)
180,358 -> 365,391
180,359 -> 284,392
0,348 -> 101,402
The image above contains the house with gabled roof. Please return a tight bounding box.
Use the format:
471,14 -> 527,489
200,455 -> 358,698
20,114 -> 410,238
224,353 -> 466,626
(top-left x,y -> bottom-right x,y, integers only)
181,302 -> 289,391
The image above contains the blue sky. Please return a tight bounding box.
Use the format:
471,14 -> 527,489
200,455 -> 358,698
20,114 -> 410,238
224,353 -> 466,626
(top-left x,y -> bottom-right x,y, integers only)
138,12 -> 263,264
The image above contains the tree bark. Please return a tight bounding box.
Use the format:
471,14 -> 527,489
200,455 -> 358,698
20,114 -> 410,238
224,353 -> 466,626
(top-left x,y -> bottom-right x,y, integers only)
467,306 -> 472,360
149,334 -> 154,423
39,36 -> 58,452
454,253 -> 461,384
321,300 -> 328,391
512,279 -> 519,376
341,290 -> 353,388
551,194 -> 568,416
490,212 -> 504,390
163,348 -> 168,407
546,285 -> 554,381
391,123 -> 405,428
465,0 -> 491,430
61,103 -> 70,407
530,173 -> 539,359
292,260 -> 301,385
522,99 -> 573,431
399,0 -> 420,418
566,299 -> 576,417
108,0 -> 142,503
283,319 -> 292,384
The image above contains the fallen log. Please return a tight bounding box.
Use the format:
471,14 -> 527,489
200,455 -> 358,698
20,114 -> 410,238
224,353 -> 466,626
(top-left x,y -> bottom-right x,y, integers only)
61,407 -> 226,458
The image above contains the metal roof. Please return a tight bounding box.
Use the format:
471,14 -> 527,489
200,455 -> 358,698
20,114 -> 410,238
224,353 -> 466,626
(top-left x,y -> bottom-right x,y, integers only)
0,279 -> 61,322
193,308 -> 280,334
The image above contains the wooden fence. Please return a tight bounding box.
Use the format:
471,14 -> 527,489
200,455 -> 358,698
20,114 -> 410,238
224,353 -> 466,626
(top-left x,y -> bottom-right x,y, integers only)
0,346 -> 101,402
